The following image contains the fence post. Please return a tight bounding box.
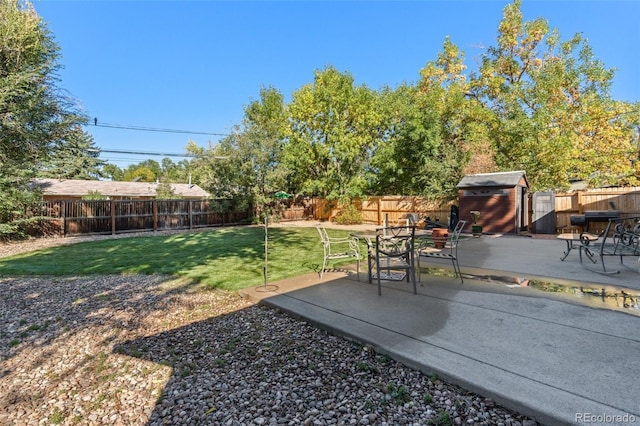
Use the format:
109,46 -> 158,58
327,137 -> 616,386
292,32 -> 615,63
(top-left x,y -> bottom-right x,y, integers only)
62,200 -> 67,237
577,191 -> 583,214
153,200 -> 158,231
188,200 -> 193,229
111,200 -> 116,235
377,196 -> 382,225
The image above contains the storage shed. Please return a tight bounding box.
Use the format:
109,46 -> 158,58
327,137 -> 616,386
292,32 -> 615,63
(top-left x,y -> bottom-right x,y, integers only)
457,171 -> 529,234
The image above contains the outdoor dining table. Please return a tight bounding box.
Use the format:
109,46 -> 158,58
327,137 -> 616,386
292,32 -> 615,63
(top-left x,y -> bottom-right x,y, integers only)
557,232 -> 599,263
350,228 -> 432,243
349,230 -> 377,282
350,228 -> 432,282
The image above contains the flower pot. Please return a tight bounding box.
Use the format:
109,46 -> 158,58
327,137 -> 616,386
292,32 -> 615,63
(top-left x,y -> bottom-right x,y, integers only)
432,228 -> 448,248
471,225 -> 483,237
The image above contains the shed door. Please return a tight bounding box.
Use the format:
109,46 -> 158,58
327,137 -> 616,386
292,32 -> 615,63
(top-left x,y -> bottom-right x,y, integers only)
532,192 -> 555,234
516,186 -> 528,232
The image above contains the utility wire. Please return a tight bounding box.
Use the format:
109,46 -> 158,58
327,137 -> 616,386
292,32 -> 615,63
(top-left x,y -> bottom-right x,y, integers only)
91,119 -> 233,137
97,149 -> 199,158
86,119 -> 233,161
93,148 -> 228,160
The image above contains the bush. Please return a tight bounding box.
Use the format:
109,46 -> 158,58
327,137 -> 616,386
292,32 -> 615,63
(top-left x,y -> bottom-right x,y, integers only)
334,203 -> 362,225
82,191 -> 108,200
0,182 -> 44,241
25,218 -> 62,237
0,216 -> 54,241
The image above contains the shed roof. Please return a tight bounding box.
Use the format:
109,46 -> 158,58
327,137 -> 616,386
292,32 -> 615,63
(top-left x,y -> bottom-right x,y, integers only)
31,178 -> 210,198
457,171 -> 528,188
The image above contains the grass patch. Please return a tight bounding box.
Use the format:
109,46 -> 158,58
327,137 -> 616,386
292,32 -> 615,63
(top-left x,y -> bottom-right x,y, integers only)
0,226 -> 362,291
386,382 -> 411,403
49,407 -> 64,424
430,409 -> 452,425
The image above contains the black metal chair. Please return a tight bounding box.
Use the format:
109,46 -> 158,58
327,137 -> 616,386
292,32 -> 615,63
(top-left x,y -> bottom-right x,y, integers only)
372,226 -> 416,296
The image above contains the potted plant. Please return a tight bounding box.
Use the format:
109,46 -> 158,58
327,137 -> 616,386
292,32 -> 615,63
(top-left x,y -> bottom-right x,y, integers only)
431,227 -> 449,248
470,211 -> 482,237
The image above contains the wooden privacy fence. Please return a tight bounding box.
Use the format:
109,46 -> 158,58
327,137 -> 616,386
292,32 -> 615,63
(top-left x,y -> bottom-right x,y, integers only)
39,199 -> 250,237
313,196 -> 454,226
310,187 -> 640,233
36,187 -> 640,237
553,187 -> 640,232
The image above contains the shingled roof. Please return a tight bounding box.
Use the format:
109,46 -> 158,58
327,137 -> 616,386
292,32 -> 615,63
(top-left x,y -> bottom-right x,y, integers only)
457,171 -> 528,188
31,178 -> 210,199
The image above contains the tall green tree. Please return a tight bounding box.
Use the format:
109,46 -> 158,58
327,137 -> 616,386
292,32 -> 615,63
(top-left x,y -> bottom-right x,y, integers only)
189,87 -> 288,219
122,163 -> 156,182
240,86 -> 288,218
368,83 -> 434,196
37,126 -> 105,179
284,66 -> 384,202
0,0 -> 88,239
103,157 -> 192,183
370,38 -> 493,200
160,157 -> 192,183
134,159 -> 162,179
471,0 -> 639,190
102,163 -> 124,181
186,139 -> 237,198
414,37 -> 495,197
155,181 -> 178,199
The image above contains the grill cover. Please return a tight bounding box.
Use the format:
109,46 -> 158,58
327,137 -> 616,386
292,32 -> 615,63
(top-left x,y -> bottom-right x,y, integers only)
570,211 -> 620,230
583,210 -> 620,220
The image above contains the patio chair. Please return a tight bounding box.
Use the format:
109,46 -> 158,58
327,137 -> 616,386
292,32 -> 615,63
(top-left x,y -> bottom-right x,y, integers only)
416,220 -> 466,283
385,213 -> 420,228
372,226 -> 417,296
316,224 -> 361,278
405,213 -> 420,226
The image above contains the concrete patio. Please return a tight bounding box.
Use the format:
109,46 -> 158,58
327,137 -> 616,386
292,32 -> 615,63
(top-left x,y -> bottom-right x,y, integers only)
241,232 -> 640,425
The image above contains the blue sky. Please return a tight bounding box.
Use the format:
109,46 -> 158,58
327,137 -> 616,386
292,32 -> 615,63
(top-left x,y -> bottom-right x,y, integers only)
34,0 -> 640,170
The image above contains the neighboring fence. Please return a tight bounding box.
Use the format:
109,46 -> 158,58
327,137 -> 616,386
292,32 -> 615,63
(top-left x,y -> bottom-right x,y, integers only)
37,187 -> 640,237
309,187 -> 640,232
39,199 -> 250,237
553,187 -> 640,232
313,196 -> 453,226
275,198 -> 315,221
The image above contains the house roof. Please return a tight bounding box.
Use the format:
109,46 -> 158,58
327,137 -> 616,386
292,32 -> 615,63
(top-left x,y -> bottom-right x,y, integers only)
457,171 -> 528,188
31,178 -> 210,198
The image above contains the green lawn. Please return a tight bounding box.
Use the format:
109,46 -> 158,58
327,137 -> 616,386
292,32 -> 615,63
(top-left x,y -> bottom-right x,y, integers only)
0,226 -> 363,291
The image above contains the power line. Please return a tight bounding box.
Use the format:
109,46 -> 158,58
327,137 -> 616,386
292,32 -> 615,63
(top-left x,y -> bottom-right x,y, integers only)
90,119 -> 233,137
92,148 -> 228,160
97,149 -> 198,158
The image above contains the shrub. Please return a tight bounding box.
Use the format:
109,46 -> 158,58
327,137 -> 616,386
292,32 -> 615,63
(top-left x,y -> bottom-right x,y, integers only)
334,203 -> 362,225
82,191 -> 108,200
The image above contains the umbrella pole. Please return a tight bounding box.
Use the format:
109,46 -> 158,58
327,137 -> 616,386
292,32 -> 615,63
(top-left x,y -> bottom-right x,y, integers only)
257,212 -> 278,292
264,213 -> 268,287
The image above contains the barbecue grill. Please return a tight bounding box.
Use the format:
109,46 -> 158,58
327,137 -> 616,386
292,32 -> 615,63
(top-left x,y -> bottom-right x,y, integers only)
570,210 -> 620,233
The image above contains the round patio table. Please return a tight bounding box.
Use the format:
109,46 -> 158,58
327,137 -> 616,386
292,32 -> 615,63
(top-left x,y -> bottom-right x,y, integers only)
350,229 -> 431,283
557,232 -> 599,262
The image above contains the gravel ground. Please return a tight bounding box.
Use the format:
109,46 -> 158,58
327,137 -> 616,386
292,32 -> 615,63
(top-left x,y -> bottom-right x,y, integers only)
0,229 -> 536,425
